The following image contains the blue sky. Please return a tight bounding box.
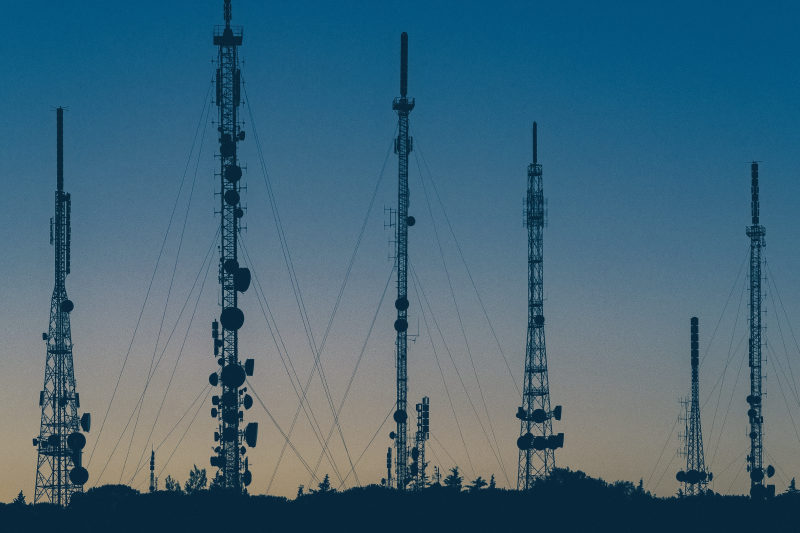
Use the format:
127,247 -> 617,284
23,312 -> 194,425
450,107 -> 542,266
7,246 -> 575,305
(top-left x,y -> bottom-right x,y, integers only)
2,0 -> 800,500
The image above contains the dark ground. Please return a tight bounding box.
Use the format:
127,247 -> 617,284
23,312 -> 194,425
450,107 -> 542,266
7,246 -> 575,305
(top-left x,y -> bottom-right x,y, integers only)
2,469 -> 797,532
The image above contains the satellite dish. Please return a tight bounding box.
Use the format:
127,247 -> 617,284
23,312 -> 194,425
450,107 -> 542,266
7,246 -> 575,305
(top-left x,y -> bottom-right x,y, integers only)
209,373 -> 219,387
244,359 -> 254,377
80,413 -> 91,432
61,300 -> 74,313
411,447 -> 419,460
676,471 -> 686,482
534,315 -> 544,325
211,408 -> 218,418
67,432 -> 86,451
234,268 -> 251,293
69,467 -> 89,485
243,469 -> 252,487
47,434 -> 60,448
395,297 -> 409,311
245,422 -> 259,448
220,307 -> 245,331
212,395 -> 220,406
389,432 -> 396,440
224,190 -> 240,206
393,409 -> 407,423
224,259 -> 240,274
394,319 -> 408,332
553,406 -> 562,421
238,131 -> 246,141
235,208 -> 244,218
221,364 -> 246,388
767,465 -> 775,478
532,436 -> 547,450
243,394 -> 253,410
225,164 -> 242,183
406,216 -> 415,227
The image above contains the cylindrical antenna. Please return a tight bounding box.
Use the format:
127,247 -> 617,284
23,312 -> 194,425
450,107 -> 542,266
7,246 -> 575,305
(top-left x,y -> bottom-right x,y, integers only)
57,107 -> 64,192
751,162 -> 759,225
224,0 -> 232,27
400,32 -> 408,98
691,317 -> 699,368
532,121 -> 537,165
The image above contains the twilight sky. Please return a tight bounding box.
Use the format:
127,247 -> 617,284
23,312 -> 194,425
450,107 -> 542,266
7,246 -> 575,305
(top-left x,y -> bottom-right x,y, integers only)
2,0 -> 800,502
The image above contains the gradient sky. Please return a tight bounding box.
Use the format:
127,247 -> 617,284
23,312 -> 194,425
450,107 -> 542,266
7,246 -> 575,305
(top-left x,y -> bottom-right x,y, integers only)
3,0 -> 800,502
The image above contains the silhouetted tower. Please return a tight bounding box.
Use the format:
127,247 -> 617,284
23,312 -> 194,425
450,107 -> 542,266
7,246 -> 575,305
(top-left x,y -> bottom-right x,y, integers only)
149,448 -> 156,493
412,396 -> 429,489
390,31 -> 415,490
745,162 -> 775,498
34,107 -> 91,505
207,0 -> 257,492
515,122 -> 563,490
677,318 -> 711,494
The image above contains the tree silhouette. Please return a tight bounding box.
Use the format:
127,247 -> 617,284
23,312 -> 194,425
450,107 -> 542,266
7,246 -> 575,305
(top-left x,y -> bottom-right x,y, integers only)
296,485 -> 304,499
313,474 -> 332,493
164,475 -> 182,492
488,475 -> 496,489
209,471 -> 225,490
786,478 -> 799,495
12,491 -> 25,506
184,465 -> 208,493
443,467 -> 463,491
468,476 -> 488,492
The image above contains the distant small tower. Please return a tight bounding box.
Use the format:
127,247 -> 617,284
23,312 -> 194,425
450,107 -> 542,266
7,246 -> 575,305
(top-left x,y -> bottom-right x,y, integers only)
676,317 -> 712,494
412,397 -> 430,489
149,448 -> 156,493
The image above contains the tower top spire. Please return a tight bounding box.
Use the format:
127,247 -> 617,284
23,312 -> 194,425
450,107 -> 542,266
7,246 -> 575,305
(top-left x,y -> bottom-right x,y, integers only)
532,121 -> 537,165
224,0 -> 232,28
400,32 -> 409,98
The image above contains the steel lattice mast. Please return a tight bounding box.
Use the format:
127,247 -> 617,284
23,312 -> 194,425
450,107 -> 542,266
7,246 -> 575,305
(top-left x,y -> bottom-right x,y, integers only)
207,0 -> 257,492
34,107 -> 91,505
516,122 -> 563,490
391,31 -> 415,490
745,162 -> 774,498
677,317 -> 711,495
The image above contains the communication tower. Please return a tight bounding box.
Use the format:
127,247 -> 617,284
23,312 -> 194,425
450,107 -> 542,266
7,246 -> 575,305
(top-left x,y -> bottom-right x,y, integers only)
389,31 -> 415,490
34,107 -> 91,505
745,162 -> 775,498
515,122 -> 563,489
676,317 -> 712,494
412,397 -> 429,489
206,0 -> 258,492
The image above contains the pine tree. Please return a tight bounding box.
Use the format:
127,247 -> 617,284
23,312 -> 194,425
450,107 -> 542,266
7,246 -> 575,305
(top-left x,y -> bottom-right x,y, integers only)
296,485 -> 305,498
488,474 -> 496,490
315,474 -> 332,493
444,467 -> 463,491
12,491 -> 26,505
787,478 -> 799,495
468,476 -> 488,492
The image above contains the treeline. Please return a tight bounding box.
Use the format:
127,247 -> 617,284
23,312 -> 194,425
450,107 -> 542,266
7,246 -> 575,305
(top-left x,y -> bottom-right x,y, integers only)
3,468 -> 799,532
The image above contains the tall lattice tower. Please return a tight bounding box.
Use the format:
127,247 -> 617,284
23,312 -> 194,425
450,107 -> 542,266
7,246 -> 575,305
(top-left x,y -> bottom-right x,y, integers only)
515,122 -> 563,490
207,0 -> 258,492
676,317 -> 711,495
390,31 -> 415,490
745,162 -> 775,498
34,107 -> 91,505
412,396 -> 429,489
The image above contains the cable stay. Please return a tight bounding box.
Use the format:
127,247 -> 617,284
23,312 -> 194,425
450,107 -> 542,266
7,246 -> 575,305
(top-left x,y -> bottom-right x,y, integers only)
119,101 -> 212,484
644,409 -> 681,492
93,229 -> 218,486
335,403 -> 396,490
88,78 -> 215,468
238,237 -> 347,486
241,80 -> 360,483
410,127 -> 521,397
126,231 -> 219,486
413,146 -> 510,487
308,264 -> 396,487
246,380 -> 322,484
154,387 -> 213,483
764,259 -> 800,405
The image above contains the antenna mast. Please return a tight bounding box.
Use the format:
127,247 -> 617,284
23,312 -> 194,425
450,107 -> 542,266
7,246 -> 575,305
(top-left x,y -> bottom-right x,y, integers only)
34,107 -> 91,505
745,162 -> 775,498
390,31 -> 415,490
515,122 -> 563,489
677,317 -> 711,494
208,0 -> 257,492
